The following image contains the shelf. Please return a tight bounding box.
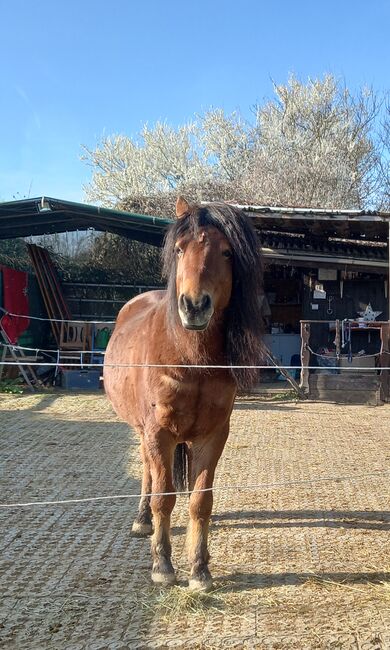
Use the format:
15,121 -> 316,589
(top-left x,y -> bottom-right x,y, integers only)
329,323 -> 382,331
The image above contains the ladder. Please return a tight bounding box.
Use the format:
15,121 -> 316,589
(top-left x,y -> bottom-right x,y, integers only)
0,322 -> 40,391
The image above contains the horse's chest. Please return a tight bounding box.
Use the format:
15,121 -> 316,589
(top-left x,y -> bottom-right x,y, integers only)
153,373 -> 235,438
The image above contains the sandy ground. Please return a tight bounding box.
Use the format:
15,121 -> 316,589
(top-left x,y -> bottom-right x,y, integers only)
0,391 -> 390,649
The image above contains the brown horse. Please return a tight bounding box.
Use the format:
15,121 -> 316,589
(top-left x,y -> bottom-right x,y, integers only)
104,198 -> 263,590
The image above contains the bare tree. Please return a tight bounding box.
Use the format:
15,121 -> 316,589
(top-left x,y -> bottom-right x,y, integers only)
82,112 -> 256,212
250,75 -> 380,208
82,74 -> 381,213
82,123 -> 209,210
378,98 -> 390,209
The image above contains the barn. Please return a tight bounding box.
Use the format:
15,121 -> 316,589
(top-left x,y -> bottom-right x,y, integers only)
240,204 -> 390,403
0,196 -> 389,402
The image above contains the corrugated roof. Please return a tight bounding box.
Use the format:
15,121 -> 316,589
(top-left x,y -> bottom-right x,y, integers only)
232,203 -> 390,216
233,204 -> 390,240
1,197 -> 389,263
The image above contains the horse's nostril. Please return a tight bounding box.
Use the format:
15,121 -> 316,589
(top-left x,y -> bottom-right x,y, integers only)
201,294 -> 211,311
179,294 -> 192,313
182,295 -> 192,313
180,293 -> 212,315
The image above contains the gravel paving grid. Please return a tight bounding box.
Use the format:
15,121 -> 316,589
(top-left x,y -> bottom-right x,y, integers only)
0,392 -> 390,649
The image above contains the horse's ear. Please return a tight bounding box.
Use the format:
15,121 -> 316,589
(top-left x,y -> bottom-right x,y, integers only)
176,196 -> 190,219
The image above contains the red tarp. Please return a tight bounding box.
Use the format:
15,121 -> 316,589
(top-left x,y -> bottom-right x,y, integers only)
0,266 -> 30,344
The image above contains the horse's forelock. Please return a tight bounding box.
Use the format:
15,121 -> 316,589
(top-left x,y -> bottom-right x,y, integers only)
163,203 -> 258,270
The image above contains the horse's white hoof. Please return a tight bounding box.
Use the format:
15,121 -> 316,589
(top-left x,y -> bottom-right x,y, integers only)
151,572 -> 176,586
188,577 -> 213,592
131,521 -> 153,536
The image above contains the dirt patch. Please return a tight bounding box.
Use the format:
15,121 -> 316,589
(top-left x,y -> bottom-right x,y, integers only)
0,393 -> 390,648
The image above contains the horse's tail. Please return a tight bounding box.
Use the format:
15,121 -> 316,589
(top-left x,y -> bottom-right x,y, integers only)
173,443 -> 189,493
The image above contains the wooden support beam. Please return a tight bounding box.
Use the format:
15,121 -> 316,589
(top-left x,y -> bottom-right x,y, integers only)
334,319 -> 341,370
379,322 -> 390,402
300,322 -> 311,394
388,220 -> 390,320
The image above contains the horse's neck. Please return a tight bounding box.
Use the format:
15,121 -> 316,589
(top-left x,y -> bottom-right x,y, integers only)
169,316 -> 225,366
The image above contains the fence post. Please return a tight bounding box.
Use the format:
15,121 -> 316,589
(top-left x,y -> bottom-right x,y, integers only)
334,319 -> 341,367
379,322 -> 390,402
300,321 -> 311,394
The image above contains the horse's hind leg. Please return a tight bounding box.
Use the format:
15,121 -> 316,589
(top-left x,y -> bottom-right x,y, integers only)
187,426 -> 229,591
132,438 -> 153,536
144,430 -> 177,586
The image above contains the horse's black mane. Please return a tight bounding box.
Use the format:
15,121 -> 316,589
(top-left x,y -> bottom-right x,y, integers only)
162,202 -> 264,390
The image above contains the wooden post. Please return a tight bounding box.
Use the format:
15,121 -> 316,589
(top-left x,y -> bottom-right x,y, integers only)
379,322 -> 390,402
384,219 -> 390,401
300,321 -> 311,394
388,220 -> 390,322
334,319 -> 341,373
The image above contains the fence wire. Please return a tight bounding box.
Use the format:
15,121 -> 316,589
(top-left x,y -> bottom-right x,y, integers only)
1,469 -> 390,509
0,306 -> 115,325
0,308 -> 389,510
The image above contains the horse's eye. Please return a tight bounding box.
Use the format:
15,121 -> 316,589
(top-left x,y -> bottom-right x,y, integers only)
175,247 -> 183,257
222,250 -> 232,259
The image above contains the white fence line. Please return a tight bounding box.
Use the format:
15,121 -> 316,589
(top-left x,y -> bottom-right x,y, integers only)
1,469 -> 389,509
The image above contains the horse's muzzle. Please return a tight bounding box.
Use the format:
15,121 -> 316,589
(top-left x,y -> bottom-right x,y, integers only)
178,293 -> 214,330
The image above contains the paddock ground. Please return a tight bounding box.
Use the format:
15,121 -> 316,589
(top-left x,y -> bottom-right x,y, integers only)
1,392 -> 390,649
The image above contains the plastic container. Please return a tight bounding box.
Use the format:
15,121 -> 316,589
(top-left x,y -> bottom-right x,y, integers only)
60,369 -> 101,390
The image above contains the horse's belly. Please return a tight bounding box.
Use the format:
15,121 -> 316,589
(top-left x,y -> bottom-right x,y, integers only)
104,366 -> 143,431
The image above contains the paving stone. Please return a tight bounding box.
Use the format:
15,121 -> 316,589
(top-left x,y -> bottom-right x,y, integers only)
0,393 -> 390,648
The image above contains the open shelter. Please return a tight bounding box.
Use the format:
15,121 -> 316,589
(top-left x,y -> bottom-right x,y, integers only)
0,196 -> 389,402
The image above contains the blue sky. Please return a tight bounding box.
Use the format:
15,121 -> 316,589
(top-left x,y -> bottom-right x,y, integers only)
1,0 -> 390,203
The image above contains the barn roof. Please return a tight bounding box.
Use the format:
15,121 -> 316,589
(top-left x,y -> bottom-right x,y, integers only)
1,196 -> 390,243
0,196 -> 170,246
1,196 -> 389,271
236,204 -> 390,241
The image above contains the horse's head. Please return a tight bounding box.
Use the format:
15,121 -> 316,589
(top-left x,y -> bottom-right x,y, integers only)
172,197 -> 233,331
162,197 -> 263,387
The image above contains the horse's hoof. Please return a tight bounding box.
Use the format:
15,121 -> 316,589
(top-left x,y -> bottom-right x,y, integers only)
151,572 -> 176,586
188,576 -> 213,592
131,521 -> 153,536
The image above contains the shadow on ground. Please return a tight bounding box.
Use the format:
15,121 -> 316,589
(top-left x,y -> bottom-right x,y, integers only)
234,401 -> 299,411
215,570 -> 390,591
212,509 -> 390,531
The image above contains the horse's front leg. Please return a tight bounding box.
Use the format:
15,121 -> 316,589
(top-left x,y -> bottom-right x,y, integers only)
144,430 -> 177,585
187,426 -> 229,591
132,437 -> 153,536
